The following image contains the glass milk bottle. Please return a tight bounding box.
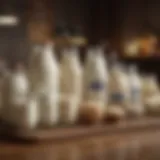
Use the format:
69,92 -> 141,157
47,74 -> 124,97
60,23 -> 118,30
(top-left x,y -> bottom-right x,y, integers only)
127,65 -> 144,116
60,47 -> 82,124
83,47 -> 108,111
108,63 -> 129,109
29,43 -> 59,127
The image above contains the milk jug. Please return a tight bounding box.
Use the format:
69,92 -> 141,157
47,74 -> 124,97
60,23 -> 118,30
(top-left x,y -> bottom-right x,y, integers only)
30,43 -> 59,126
59,48 -> 82,124
108,63 -> 129,108
83,47 -> 108,109
127,65 -> 144,116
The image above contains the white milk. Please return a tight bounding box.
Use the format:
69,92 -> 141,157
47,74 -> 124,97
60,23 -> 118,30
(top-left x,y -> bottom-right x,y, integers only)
29,45 -> 43,94
59,96 -> 80,124
15,95 -> 39,129
3,64 -> 29,125
59,48 -> 82,124
108,63 -> 129,108
127,65 -> 144,116
30,43 -> 59,126
142,74 -> 159,98
83,47 -> 108,109
60,48 -> 82,98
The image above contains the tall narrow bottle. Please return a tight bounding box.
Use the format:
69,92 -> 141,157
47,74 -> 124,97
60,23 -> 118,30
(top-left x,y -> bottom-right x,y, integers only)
83,47 -> 108,108
127,65 -> 144,116
31,43 -> 59,126
109,63 -> 129,108
60,47 -> 82,124
2,64 -> 29,125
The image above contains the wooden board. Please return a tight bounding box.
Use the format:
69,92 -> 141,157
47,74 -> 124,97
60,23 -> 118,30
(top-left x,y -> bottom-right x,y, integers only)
0,117 -> 160,142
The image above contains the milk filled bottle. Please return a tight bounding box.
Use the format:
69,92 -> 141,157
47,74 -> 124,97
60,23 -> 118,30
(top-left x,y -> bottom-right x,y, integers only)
127,65 -> 144,116
60,47 -> 82,98
29,45 -> 43,94
2,64 -> 29,125
30,43 -> 59,126
83,47 -> 108,108
108,63 -> 129,108
60,47 -> 82,124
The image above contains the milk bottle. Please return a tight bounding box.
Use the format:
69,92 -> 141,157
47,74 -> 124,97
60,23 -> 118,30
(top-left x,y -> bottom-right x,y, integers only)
30,43 -> 59,126
83,47 -> 108,109
127,65 -> 144,116
108,63 -> 129,108
2,64 -> 29,125
60,47 -> 82,124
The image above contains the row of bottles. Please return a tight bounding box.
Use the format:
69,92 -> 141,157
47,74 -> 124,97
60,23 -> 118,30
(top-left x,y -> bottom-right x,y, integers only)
0,43 -> 160,129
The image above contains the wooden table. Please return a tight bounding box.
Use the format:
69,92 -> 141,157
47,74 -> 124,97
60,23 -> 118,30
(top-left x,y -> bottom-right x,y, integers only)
1,117 -> 160,160
0,129 -> 160,160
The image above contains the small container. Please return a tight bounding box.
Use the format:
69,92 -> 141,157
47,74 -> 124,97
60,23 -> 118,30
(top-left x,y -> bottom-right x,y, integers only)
79,101 -> 104,125
105,105 -> 126,123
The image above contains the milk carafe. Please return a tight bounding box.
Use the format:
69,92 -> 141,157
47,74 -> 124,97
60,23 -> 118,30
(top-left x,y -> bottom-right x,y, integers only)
109,63 -> 129,108
83,47 -> 107,108
31,43 -> 59,126
128,65 -> 144,116
60,48 -> 82,124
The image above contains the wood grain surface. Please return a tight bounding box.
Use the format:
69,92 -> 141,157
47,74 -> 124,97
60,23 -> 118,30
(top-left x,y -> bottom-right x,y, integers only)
0,117 -> 160,160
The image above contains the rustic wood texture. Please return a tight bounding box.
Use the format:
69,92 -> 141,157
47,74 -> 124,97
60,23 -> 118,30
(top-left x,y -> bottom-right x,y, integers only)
0,128 -> 160,159
0,117 -> 160,142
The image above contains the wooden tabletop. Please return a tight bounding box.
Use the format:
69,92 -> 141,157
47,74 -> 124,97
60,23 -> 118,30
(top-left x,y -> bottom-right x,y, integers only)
0,129 -> 160,160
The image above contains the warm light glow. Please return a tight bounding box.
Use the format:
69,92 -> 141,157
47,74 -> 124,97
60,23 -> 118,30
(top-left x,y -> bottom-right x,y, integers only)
124,39 -> 139,57
0,15 -> 19,26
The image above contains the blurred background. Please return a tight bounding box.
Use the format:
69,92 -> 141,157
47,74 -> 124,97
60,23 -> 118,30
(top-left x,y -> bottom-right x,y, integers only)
1,1 -> 160,160
1,0 -> 160,79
